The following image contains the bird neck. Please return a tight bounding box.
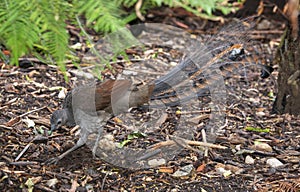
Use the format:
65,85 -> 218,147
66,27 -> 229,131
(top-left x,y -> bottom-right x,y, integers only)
65,108 -> 76,127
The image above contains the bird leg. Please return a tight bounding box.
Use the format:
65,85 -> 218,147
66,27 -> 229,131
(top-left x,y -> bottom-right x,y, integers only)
91,126 -> 103,159
45,131 -> 88,164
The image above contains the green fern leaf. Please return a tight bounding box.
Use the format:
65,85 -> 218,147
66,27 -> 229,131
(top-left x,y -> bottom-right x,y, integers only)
76,0 -> 126,32
0,0 -> 39,65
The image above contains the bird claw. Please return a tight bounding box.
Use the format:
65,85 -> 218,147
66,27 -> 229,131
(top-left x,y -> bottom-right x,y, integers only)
44,157 -> 60,165
92,153 -> 99,160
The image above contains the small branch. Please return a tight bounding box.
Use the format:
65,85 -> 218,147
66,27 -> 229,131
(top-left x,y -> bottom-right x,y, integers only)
0,124 -> 12,130
150,136 -> 227,151
186,140 -> 227,149
201,129 -> 208,157
172,136 -> 203,154
101,171 -> 110,191
19,106 -> 47,118
15,143 -> 31,161
9,161 -> 38,166
14,135 -> 48,162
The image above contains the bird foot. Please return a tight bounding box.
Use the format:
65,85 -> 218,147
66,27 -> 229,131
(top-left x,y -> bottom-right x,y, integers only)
44,156 -> 61,165
92,153 -> 100,160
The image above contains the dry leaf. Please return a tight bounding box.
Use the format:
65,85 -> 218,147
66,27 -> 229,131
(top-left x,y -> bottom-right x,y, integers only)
159,167 -> 174,174
196,163 -> 206,172
5,116 -> 20,127
46,178 -> 58,187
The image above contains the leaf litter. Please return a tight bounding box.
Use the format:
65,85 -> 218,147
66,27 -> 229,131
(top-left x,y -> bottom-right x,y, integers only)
0,17 -> 300,191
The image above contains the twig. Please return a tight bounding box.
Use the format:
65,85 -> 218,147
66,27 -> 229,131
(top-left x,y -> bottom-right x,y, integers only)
219,118 -> 228,130
171,136 -> 203,154
9,161 -> 38,166
101,171 -> 109,191
2,155 -> 12,163
201,129 -> 208,157
150,137 -> 227,150
178,109 -> 212,115
14,134 -> 47,161
19,106 -> 47,118
2,169 -> 26,174
15,143 -> 31,161
0,124 -> 12,130
183,140 -> 227,149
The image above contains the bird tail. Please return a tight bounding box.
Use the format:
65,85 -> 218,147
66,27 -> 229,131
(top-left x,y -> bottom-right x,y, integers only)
146,43 -> 273,109
146,17 -> 273,109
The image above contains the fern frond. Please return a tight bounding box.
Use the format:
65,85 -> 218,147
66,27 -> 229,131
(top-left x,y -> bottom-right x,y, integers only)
0,0 -> 39,65
76,0 -> 126,32
120,0 -> 138,7
28,0 -> 70,72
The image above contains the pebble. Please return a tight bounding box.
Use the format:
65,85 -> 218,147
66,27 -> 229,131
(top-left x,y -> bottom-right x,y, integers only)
216,167 -> 232,177
172,164 -> 194,177
251,142 -> 273,152
148,158 -> 166,167
266,158 -> 283,168
245,155 -> 255,164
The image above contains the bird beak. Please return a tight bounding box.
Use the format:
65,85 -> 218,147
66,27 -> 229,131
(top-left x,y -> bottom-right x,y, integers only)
50,124 -> 57,132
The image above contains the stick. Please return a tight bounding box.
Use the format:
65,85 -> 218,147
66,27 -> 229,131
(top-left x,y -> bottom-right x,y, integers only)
15,143 -> 31,161
19,106 -> 47,118
9,161 -> 38,166
0,124 -> 12,130
150,136 -> 227,150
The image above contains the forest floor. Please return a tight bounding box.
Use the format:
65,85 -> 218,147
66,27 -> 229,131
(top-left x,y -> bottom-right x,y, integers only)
1,8 -> 300,192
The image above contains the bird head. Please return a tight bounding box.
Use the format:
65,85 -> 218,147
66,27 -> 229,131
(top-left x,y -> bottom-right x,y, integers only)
50,109 -> 69,132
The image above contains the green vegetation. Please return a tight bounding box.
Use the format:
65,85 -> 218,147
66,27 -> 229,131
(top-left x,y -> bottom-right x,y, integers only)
245,126 -> 270,133
0,0 -> 237,71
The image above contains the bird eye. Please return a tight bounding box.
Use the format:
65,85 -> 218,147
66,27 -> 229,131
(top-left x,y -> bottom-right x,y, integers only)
57,119 -> 62,126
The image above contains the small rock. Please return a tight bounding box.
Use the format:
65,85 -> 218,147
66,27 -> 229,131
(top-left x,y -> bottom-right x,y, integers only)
148,158 -> 166,167
144,50 -> 154,56
23,118 -> 35,128
216,167 -> 231,177
122,70 -> 138,76
249,97 -> 260,104
170,61 -> 177,66
58,88 -> 67,99
235,144 -> 241,151
257,19 -> 272,30
144,176 -> 152,181
266,158 -> 283,168
256,111 -> 265,116
70,42 -> 82,50
245,155 -> 255,164
251,142 -> 273,152
172,164 -> 194,177
46,178 -> 58,187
